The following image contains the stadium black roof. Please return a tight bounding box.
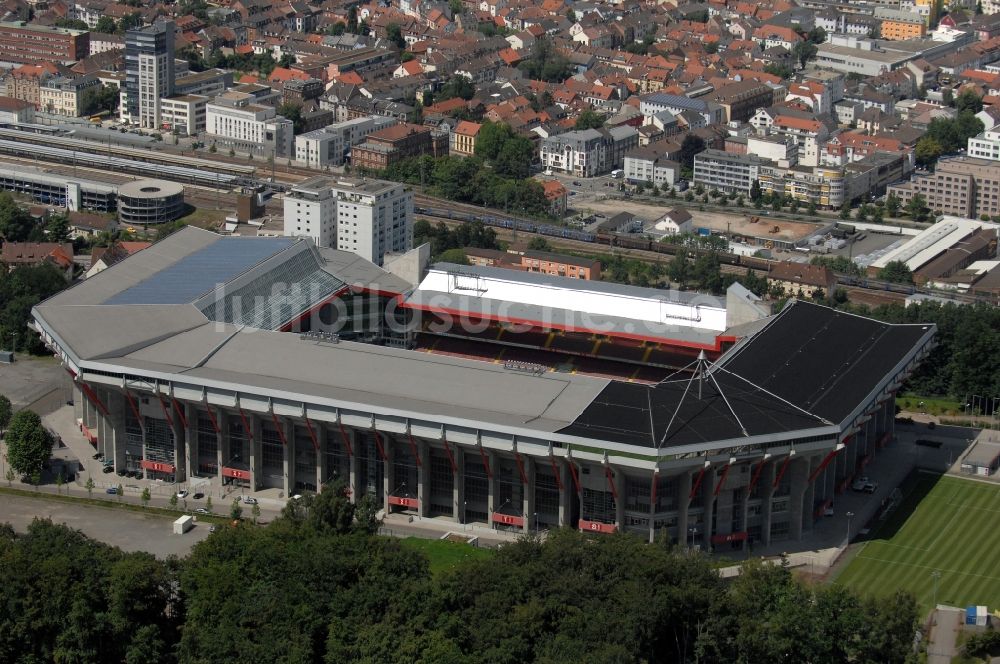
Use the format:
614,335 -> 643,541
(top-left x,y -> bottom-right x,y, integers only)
718,301 -> 934,424
560,301 -> 935,448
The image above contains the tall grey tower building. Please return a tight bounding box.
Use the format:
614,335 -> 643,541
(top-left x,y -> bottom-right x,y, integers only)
124,20 -> 174,129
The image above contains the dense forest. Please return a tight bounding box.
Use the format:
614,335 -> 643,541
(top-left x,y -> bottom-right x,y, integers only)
0,486 -> 921,664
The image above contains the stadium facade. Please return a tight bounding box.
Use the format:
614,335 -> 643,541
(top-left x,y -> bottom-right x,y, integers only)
32,228 -> 935,548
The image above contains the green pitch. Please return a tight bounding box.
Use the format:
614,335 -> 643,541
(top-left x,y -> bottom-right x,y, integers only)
835,472 -> 1000,614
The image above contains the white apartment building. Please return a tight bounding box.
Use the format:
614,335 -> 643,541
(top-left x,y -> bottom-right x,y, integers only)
295,115 -> 397,169
284,177 -> 337,248
159,94 -> 208,136
968,129 -> 1000,162
539,127 -> 638,178
622,145 -> 681,186
283,177 -> 412,265
967,111 -> 1000,162
206,86 -> 294,158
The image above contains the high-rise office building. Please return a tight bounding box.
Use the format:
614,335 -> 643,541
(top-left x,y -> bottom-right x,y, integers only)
124,21 -> 174,129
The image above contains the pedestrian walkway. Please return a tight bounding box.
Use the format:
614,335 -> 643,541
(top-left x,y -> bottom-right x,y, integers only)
927,606 -> 964,663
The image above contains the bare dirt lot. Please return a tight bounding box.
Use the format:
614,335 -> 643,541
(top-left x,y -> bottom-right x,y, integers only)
582,199 -> 824,243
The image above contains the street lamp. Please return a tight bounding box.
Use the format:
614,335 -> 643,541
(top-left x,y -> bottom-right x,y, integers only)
533,511 -> 538,534
931,569 -> 941,608
846,511 -> 855,546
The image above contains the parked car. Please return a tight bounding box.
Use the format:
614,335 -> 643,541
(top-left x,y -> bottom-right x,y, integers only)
92,452 -> 103,460
176,490 -> 188,499
106,487 -> 118,495
102,466 -> 114,474
195,507 -> 209,515
852,477 -> 878,493
242,496 -> 258,505
208,525 -> 217,533
117,469 -> 127,477
193,492 -> 204,500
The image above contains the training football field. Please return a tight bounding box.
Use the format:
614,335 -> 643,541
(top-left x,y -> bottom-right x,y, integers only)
835,472 -> 1000,613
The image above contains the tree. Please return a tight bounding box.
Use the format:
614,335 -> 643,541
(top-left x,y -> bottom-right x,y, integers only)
205,496 -> 213,513
169,492 -> 178,509
749,179 -> 762,202
807,26 -> 827,44
518,37 -> 572,82
94,16 -> 117,34
764,63 -> 794,79
678,134 -> 705,172
0,394 -> 11,434
251,503 -> 261,524
492,135 -> 534,179
117,12 -> 143,34
230,498 -> 243,521
141,487 -> 151,509
915,136 -> 944,168
5,410 -> 52,479
574,108 -> 605,130
277,102 -> 305,134
437,248 -> 468,264
5,468 -> 13,487
528,237 -> 552,251
436,76 -> 475,102
55,472 -> 64,494
116,483 -> 123,502
85,476 -> 95,498
386,23 -> 406,49
474,121 -> 515,160
885,192 -> 901,217
955,89 -> 984,114
792,40 -> 818,68
905,192 -> 930,221
878,260 -> 914,284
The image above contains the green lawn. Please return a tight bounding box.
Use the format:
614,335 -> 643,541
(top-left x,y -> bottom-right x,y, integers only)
896,394 -> 963,416
835,473 -> 1000,615
400,537 -> 493,577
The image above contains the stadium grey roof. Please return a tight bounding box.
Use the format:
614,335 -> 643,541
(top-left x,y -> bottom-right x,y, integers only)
32,228 -> 936,456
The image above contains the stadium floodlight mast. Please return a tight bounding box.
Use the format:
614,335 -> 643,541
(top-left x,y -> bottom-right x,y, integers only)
931,569 -> 941,609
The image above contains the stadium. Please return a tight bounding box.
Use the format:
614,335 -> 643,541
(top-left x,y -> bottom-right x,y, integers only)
31,227 -> 935,549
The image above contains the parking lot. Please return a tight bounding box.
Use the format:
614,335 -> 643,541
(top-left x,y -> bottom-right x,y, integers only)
0,355 -> 68,411
0,492 -> 211,558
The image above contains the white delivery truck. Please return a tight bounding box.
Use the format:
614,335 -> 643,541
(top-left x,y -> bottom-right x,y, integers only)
173,515 -> 194,535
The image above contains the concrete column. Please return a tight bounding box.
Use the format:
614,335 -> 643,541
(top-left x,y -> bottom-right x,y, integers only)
558,458 -> 573,527
454,445 -> 465,523
418,438 -> 430,518
702,469 -> 716,550
73,382 -> 84,423
315,421 -> 325,490
677,470 -> 692,548
523,457 -> 535,533
107,390 -> 127,473
802,456 -> 817,532
170,399 -> 185,483
613,466 -> 625,529
382,433 -> 393,510
283,417 -> 295,496
347,428 -> 359,503
789,457 -> 809,540
184,404 -> 197,482
249,414 -> 261,492
216,409 -> 227,482
648,473 -> 657,544
761,461 -> 776,546
487,450 -> 498,524
740,483 -> 750,552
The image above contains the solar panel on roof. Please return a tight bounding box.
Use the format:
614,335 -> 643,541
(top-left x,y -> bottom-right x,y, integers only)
104,237 -> 297,305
